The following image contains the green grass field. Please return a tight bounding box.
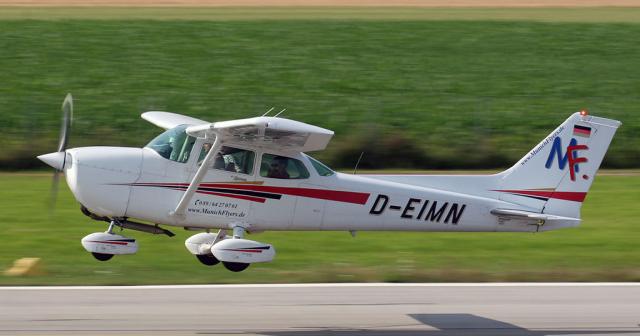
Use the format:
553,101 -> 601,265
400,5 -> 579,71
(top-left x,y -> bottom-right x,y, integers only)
0,172 -> 638,285
0,9 -> 639,169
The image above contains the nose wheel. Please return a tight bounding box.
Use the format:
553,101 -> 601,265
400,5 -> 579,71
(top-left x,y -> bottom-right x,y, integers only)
91,252 -> 114,261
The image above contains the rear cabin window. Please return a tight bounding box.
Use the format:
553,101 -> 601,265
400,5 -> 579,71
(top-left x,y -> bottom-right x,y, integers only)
145,125 -> 196,163
260,154 -> 310,179
199,145 -> 255,175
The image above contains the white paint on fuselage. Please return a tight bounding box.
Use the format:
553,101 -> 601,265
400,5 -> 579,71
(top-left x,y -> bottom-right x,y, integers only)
65,145 -> 548,234
65,146 -> 142,217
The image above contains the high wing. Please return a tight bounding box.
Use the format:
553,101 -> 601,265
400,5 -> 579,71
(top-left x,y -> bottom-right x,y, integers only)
141,111 -> 209,130
167,115 -> 333,217
186,116 -> 334,152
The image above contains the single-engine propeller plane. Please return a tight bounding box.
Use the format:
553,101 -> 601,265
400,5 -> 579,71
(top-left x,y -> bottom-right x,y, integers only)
38,94 -> 621,272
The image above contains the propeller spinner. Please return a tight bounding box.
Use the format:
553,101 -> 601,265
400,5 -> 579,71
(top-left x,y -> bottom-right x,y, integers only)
37,93 -> 73,210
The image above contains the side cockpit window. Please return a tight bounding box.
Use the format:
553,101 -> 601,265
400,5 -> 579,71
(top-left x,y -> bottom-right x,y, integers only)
199,145 -> 255,175
260,153 -> 310,179
146,125 -> 196,163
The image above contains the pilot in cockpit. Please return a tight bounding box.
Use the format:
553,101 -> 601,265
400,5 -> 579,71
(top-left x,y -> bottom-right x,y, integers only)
267,156 -> 290,179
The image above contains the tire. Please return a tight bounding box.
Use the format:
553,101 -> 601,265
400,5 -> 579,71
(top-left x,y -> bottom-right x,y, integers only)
92,252 -> 113,261
196,254 -> 220,266
222,262 -> 250,272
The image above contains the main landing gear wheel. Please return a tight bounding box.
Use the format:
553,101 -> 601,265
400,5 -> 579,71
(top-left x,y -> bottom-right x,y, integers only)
196,254 -> 220,266
91,252 -> 114,261
223,262 -> 250,272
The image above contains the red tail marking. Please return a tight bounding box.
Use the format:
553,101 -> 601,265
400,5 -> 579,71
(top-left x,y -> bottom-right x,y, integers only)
496,189 -> 587,202
567,144 -> 589,181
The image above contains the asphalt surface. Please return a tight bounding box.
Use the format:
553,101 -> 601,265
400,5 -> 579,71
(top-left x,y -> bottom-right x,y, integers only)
1,283 -> 639,336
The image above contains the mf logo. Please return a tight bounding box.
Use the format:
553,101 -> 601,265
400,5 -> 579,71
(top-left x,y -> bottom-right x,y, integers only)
545,137 -> 589,181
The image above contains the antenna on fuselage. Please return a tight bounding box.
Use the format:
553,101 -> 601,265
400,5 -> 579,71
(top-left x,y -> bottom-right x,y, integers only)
273,108 -> 286,118
262,107 -> 275,116
353,151 -> 365,175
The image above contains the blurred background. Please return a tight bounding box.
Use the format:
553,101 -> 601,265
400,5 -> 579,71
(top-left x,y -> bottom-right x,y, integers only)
0,3 -> 638,285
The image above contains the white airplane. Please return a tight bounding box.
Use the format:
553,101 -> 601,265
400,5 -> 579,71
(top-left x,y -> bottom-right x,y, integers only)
38,94 -> 621,272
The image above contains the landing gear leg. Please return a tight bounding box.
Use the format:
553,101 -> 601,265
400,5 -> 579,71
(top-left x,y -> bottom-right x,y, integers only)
232,226 -> 246,239
106,220 -> 116,234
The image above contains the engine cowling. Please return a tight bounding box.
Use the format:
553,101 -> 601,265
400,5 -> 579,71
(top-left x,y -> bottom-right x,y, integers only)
81,232 -> 138,255
211,238 -> 275,264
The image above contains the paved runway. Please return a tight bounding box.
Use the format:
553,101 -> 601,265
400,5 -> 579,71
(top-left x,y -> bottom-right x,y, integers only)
1,283 -> 639,336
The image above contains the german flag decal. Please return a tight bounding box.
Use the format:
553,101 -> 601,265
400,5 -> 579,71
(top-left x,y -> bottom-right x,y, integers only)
573,124 -> 592,138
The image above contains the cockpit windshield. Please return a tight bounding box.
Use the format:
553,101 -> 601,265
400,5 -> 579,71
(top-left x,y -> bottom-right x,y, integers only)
145,125 -> 197,163
305,154 -> 335,176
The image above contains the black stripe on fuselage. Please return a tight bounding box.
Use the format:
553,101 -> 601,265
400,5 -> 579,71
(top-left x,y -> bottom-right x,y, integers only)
128,183 -> 282,200
508,193 -> 549,201
197,187 -> 282,200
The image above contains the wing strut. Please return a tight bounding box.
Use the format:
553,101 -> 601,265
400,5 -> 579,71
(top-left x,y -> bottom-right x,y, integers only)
170,135 -> 223,218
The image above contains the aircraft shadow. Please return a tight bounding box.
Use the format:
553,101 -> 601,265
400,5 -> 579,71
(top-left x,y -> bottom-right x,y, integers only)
223,313 -> 640,336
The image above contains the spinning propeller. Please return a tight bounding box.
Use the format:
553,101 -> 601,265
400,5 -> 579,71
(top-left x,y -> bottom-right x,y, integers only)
37,93 -> 73,211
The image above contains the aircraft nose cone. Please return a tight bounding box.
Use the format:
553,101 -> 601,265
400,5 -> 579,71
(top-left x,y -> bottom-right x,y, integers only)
37,152 -> 66,170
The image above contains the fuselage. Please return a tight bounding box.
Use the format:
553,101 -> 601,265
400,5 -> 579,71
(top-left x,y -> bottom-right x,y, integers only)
61,142 -> 550,234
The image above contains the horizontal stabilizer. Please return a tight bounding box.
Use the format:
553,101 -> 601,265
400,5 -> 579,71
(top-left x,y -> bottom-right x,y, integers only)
490,208 -> 579,223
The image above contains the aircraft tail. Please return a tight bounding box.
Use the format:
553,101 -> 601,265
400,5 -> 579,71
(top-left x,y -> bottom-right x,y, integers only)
496,112 -> 621,219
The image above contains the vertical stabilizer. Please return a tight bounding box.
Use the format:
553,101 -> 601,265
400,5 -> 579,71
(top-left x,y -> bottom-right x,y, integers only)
496,112 -> 621,218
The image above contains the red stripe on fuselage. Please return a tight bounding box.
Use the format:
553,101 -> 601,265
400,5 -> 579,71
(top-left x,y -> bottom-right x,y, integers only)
196,190 -> 266,203
222,248 -> 263,253
496,189 -> 587,202
87,240 -> 129,246
136,182 -> 370,205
